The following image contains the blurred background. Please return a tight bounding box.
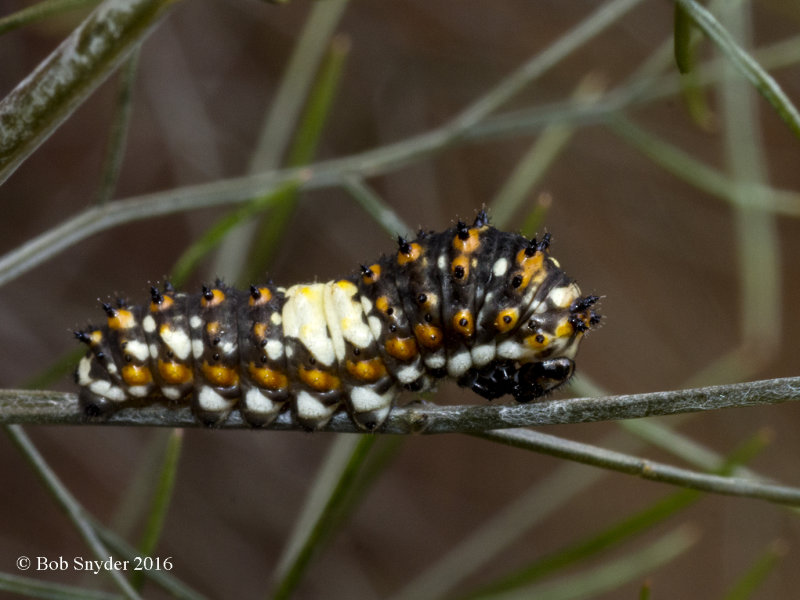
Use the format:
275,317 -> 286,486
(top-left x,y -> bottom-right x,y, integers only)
1,0 -> 800,598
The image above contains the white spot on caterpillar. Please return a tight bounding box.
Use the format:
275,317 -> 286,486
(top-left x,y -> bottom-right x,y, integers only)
296,391 -> 337,423
244,388 -> 275,414
547,284 -> 580,309
197,386 -> 232,412
105,361 -> 118,375
192,339 -> 204,360
266,339 -> 283,360
89,380 -> 126,402
77,357 -> 92,385
270,311 -> 282,326
324,281 -> 373,359
124,340 -> 149,362
437,253 -> 447,270
161,327 -> 191,360
190,315 -> 203,329
283,284 -> 336,367
330,281 -> 374,350
492,257 -> 508,277
497,339 -> 531,360
149,343 -> 159,359
350,386 -> 394,413
221,341 -> 236,356
162,386 -> 182,400
359,295 -> 373,315
127,385 -> 150,398
471,343 -> 496,367
424,353 -> 446,369
142,315 -> 156,333
447,351 -> 472,377
367,316 -> 382,339
396,364 -> 423,384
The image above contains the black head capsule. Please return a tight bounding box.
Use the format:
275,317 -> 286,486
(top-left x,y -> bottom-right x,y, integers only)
397,236 -> 412,255
150,286 -> 164,305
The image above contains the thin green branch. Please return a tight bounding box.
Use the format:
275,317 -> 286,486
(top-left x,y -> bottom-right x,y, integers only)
0,0 -> 180,185
271,435 -> 376,600
673,3 -> 694,75
212,0 -> 350,280
608,115 -> 800,217
448,0 -> 642,132
130,429 -> 183,590
490,73 -> 606,228
462,429 -> 769,600
496,526 -> 697,600
341,175 -> 414,238
723,540 -> 788,600
0,0 -> 99,35
0,571 -> 121,600
673,0 -> 800,137
479,428 -> 800,507
4,425 -> 142,599
96,49 -> 139,205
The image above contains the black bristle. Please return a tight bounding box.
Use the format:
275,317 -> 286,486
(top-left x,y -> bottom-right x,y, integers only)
150,286 -> 163,305
250,285 -> 261,300
571,295 -> 600,313
539,232 -> 551,251
202,285 -> 214,301
397,236 -> 411,255
456,220 -> 470,240
473,209 -> 489,227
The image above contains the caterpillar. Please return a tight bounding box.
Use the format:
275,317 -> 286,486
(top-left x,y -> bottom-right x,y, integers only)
74,211 -> 600,430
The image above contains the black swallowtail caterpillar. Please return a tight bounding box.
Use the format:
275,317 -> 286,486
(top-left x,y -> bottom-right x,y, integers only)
74,211 -> 600,430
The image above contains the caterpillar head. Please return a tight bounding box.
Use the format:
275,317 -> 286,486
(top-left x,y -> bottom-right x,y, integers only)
460,290 -> 600,402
